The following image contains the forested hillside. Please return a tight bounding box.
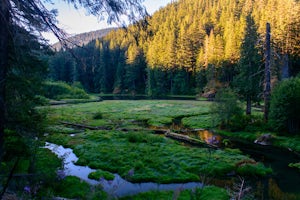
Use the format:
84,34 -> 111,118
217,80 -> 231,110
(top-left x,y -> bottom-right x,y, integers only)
52,27 -> 117,51
49,0 -> 300,96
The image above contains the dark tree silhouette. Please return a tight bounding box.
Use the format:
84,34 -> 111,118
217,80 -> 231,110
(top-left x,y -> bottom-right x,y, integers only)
0,0 -> 146,161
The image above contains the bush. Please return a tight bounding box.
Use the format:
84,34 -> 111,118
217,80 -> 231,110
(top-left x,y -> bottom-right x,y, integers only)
269,77 -> 300,134
43,81 -> 89,100
210,88 -> 243,131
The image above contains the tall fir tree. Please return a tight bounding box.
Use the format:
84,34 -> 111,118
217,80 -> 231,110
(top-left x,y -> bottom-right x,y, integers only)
234,14 -> 263,115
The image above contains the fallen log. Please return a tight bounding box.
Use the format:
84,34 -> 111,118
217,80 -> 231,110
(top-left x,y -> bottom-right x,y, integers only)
50,98 -> 102,106
165,130 -> 218,149
59,121 -> 218,149
60,121 -> 112,130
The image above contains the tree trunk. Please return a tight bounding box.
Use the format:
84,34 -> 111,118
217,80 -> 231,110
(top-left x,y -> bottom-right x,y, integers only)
246,95 -> 251,115
0,0 -> 10,161
264,23 -> 271,121
281,53 -> 289,80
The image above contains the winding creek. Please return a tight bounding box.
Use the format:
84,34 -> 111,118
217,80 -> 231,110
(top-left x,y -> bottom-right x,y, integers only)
179,129 -> 300,196
45,124 -> 300,198
44,142 -> 203,198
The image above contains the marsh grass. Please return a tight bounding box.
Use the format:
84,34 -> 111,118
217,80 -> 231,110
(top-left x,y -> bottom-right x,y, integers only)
52,176 -> 107,199
44,100 -> 275,198
46,100 -> 214,129
46,129 -> 271,184
182,114 -> 214,129
88,169 -> 114,180
288,163 -> 300,171
217,130 -> 300,152
119,185 -> 229,200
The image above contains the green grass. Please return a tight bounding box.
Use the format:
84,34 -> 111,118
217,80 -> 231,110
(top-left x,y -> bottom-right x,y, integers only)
42,100 -> 283,198
288,162 -> 300,171
46,100 -> 213,128
44,100 -> 272,184
216,130 -> 300,152
272,135 -> 300,152
120,186 -> 229,200
46,129 -> 271,183
88,169 -> 115,180
52,176 -> 107,199
182,114 -> 214,129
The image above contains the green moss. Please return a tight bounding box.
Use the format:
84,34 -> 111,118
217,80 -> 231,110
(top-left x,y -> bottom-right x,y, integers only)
93,111 -> 103,119
88,169 -> 114,180
182,114 -> 214,129
120,186 -> 229,200
44,100 -> 272,184
216,130 -> 260,141
45,125 -> 77,134
198,186 -> 229,200
46,100 -> 213,129
288,162 -> 300,170
35,148 -> 62,181
273,135 -> 300,152
46,132 -> 72,146
53,176 -> 94,198
46,129 -> 270,183
34,148 -> 64,198
236,163 -> 273,177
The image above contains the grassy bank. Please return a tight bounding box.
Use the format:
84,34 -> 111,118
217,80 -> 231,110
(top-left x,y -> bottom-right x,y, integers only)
120,186 -> 229,200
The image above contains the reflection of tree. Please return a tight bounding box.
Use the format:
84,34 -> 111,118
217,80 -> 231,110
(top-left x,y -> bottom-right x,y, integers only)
198,130 -> 221,145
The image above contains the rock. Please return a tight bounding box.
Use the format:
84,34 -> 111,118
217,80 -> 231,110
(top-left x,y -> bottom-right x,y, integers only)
202,90 -> 216,101
254,133 -> 273,145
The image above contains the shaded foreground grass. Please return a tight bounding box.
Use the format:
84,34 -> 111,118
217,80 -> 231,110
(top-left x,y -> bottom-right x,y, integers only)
120,186 -> 229,200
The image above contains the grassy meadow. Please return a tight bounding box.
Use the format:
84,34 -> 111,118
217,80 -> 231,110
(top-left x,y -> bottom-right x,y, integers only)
39,100 -> 278,199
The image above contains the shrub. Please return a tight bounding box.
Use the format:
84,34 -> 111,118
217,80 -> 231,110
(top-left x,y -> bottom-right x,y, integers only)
43,81 -> 89,100
210,88 -> 243,131
269,77 -> 300,134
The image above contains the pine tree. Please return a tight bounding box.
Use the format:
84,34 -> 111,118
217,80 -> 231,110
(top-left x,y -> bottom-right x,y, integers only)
0,0 -> 146,166
234,14 -> 263,115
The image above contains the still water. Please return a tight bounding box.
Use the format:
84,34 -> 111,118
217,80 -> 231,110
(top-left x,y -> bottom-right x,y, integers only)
183,129 -> 300,197
44,142 -> 203,198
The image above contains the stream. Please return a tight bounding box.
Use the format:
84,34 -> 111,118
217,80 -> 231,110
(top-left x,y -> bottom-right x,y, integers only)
44,142 -> 203,198
44,125 -> 300,198
180,129 -> 300,197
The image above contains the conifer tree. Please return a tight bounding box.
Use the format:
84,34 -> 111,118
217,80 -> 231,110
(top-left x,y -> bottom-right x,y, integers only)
0,0 -> 146,162
234,14 -> 263,115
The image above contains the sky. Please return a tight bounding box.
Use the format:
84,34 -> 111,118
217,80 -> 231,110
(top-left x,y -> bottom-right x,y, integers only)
43,0 -> 173,44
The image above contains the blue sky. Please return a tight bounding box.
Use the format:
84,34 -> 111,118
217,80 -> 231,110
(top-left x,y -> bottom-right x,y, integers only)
43,0 -> 173,43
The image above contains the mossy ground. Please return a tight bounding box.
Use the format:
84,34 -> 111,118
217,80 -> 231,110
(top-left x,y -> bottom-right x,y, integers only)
88,169 -> 115,180
216,130 -> 300,152
45,100 -> 271,185
46,100 -> 213,128
120,186 -> 229,200
40,99 -> 300,199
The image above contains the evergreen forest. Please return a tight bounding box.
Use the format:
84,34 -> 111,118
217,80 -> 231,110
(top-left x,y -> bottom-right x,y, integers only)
50,0 -> 300,97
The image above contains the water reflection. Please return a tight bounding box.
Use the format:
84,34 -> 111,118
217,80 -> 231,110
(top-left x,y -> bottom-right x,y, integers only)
181,129 -> 222,147
45,142 -> 98,185
44,142 -> 203,198
195,130 -> 222,146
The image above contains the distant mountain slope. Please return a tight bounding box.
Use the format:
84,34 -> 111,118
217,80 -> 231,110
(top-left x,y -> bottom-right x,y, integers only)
52,27 -> 117,51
